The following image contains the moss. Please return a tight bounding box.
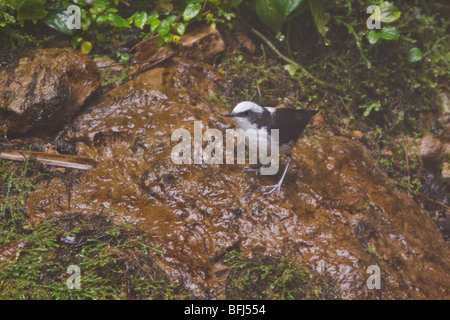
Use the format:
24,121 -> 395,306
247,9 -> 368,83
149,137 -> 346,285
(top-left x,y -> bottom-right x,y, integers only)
0,159 -> 187,300
224,250 -> 339,300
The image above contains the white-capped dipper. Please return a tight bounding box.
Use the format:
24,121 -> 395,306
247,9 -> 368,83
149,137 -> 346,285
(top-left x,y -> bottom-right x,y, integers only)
225,101 -> 319,196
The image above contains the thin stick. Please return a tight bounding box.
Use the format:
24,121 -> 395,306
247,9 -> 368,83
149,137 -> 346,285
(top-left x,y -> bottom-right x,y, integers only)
248,26 -> 335,88
128,52 -> 177,77
0,150 -> 97,170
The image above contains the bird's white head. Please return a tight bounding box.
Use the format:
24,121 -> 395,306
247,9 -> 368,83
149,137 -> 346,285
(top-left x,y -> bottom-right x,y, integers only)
225,101 -> 267,131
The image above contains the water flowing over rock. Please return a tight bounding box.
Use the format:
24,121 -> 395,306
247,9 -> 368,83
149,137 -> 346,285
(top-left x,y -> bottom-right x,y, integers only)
0,48 -> 101,133
21,54 -> 450,299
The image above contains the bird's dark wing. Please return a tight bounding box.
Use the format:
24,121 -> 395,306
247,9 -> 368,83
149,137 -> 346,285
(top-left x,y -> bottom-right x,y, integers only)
268,108 -> 318,144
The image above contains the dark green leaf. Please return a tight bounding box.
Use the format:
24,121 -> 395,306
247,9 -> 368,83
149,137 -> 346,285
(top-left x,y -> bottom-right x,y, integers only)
183,3 -> 202,22
380,25 -> 399,40
43,10 -> 76,36
166,15 -> 177,24
254,0 -> 285,32
93,0 -> 110,12
9,0 -> 48,26
408,47 -> 424,63
106,13 -> 130,28
367,29 -> 381,44
157,19 -> 170,36
70,35 -> 83,48
285,0 -> 302,15
309,0 -> 328,38
80,9 -> 91,31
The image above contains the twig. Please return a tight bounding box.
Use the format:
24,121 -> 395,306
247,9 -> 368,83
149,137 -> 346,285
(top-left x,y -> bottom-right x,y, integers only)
418,192 -> 450,211
192,92 -> 226,117
0,150 -> 97,170
248,25 -> 340,89
129,34 -> 158,53
128,52 -> 177,77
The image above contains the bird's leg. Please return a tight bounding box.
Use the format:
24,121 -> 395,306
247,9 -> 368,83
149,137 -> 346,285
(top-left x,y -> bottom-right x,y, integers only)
263,155 -> 292,196
244,162 -> 271,175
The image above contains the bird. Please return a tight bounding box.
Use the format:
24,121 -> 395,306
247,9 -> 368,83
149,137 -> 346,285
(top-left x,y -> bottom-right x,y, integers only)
224,101 -> 319,196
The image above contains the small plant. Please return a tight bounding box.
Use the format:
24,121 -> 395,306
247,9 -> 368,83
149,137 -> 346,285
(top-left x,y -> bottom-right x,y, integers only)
224,250 -> 338,300
366,1 -> 401,45
359,101 -> 381,117
0,211 -> 184,299
0,159 -> 35,224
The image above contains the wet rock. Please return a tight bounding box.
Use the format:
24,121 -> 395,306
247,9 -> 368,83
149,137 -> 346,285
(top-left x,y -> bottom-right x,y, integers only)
418,135 -> 443,161
180,25 -> 225,63
137,24 -> 225,66
235,32 -> 257,54
352,130 -> 364,140
24,58 -> 450,299
311,112 -> 325,128
0,48 -> 101,133
93,56 -> 125,90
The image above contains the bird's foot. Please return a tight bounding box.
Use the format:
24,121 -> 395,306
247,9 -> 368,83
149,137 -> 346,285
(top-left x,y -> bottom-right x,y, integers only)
262,183 -> 283,196
244,166 -> 261,175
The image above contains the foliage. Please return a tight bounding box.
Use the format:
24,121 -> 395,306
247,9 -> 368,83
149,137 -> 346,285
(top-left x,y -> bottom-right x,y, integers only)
0,159 -> 35,224
0,159 -> 186,300
0,0 -> 242,51
224,250 -> 338,300
366,1 -> 401,44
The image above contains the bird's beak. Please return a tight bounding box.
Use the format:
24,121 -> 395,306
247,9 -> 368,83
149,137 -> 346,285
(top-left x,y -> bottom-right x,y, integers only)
224,113 -> 235,117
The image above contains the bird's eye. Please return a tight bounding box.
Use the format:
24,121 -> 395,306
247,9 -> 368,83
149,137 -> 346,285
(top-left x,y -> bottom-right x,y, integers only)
243,111 -> 249,115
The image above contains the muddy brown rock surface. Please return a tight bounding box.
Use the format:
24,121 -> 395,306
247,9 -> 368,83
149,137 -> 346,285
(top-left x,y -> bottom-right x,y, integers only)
23,57 -> 450,299
0,48 -> 101,133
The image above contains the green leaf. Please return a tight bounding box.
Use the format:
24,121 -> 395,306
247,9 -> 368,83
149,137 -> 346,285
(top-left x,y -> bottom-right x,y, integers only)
118,53 -> 130,64
183,3 -> 202,22
93,0 -> 110,12
309,0 -> 328,38
81,41 -> 92,54
150,19 -> 160,32
367,29 -> 381,44
134,12 -> 147,29
157,34 -> 165,47
176,22 -> 186,36
80,9 -> 91,31
70,35 -> 83,48
375,1 -> 401,23
166,15 -> 177,25
106,13 -> 130,28
96,14 -> 108,25
408,47 -> 424,63
380,25 -> 399,40
157,19 -> 170,36
43,10 -> 76,36
359,101 -> 381,117
254,0 -> 302,32
285,0 -> 302,15
254,0 -> 286,32
127,12 -> 137,24
146,13 -> 159,23
9,0 -> 48,26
